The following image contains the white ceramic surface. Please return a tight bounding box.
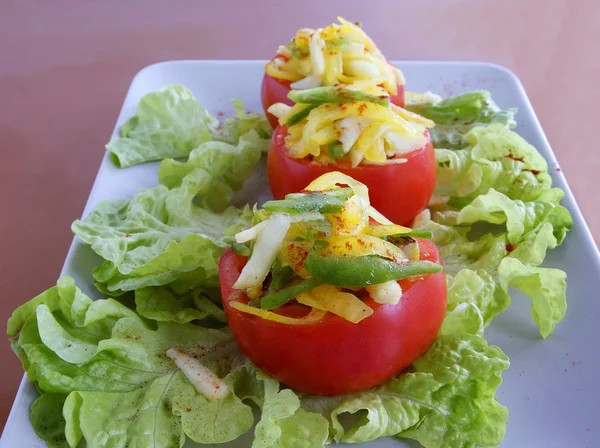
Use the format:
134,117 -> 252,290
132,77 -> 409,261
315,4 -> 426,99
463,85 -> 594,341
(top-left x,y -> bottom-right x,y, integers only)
2,61 -> 598,448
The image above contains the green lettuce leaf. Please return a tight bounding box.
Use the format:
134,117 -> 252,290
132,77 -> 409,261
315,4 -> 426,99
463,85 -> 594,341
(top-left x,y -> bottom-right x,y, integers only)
422,220 -> 508,275
397,334 -> 508,447
107,86 -> 218,167
106,86 -> 272,168
457,188 -> 568,244
30,394 -> 69,448
435,124 -> 552,203
8,276 -> 255,447
63,370 -> 253,447
135,285 -> 226,324
442,269 -> 510,336
498,258 -> 567,338
406,91 -> 517,149
252,370 -> 301,447
423,218 -> 569,339
273,408 -> 330,448
315,333 -> 509,447
218,98 -> 272,153
416,124 -> 572,338
72,170 -> 252,295
251,371 -> 329,448
507,222 -> 557,266
422,189 -> 571,339
158,131 -> 262,211
226,361 -> 329,448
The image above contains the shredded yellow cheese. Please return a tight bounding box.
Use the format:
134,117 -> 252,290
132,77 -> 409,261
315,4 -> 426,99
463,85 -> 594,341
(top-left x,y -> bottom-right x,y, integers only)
283,100 -> 432,164
363,224 -> 414,238
231,301 -> 326,325
325,235 -> 407,262
265,17 -> 403,94
230,174 -> 422,325
297,285 -> 373,323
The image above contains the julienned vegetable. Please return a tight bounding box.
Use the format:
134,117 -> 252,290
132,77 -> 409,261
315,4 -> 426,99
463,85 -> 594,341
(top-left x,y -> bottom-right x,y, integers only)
305,252 -> 442,287
261,17 -> 406,127
220,172 -> 448,395
266,87 -> 438,225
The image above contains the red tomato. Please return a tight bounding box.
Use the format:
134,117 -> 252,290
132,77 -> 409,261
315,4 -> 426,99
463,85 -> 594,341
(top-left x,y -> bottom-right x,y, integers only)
389,82 -> 405,108
261,72 -> 294,129
261,65 -> 405,129
267,126 -> 436,226
219,238 -> 447,396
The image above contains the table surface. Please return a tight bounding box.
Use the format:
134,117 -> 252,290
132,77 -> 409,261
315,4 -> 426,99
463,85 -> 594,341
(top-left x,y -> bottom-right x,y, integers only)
1,0 -> 598,433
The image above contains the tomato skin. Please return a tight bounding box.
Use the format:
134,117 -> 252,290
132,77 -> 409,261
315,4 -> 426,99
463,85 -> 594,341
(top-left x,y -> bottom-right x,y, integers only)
266,126 -> 436,226
261,69 -> 405,129
389,82 -> 405,108
219,238 -> 447,396
261,73 -> 293,129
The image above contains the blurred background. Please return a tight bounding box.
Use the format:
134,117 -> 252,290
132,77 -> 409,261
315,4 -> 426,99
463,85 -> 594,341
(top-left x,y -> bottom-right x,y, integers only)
1,0 -> 598,430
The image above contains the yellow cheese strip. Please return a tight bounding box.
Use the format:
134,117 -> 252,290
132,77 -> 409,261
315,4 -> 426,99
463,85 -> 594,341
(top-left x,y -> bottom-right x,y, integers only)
325,234 -> 407,262
231,301 -> 326,325
297,284 -> 373,323
304,172 -> 369,200
363,224 -> 414,237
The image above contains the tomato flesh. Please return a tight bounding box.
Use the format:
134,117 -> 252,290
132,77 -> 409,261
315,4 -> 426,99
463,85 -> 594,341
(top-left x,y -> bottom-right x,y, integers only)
266,125 -> 436,226
219,238 -> 447,396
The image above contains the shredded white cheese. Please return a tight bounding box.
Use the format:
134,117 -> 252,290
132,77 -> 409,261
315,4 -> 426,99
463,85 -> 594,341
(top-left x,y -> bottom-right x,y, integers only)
290,75 -> 322,90
309,30 -> 326,76
412,209 -> 431,228
235,221 -> 268,243
361,158 -> 408,166
366,281 -> 403,305
233,213 -> 292,289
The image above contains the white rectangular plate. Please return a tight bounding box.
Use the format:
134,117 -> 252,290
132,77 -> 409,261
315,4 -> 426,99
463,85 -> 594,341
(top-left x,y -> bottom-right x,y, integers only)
2,61 -> 599,448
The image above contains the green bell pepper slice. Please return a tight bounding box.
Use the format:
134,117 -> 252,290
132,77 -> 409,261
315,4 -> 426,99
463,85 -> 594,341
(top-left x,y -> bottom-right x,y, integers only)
286,103 -> 319,126
305,252 -> 443,287
288,86 -> 390,107
262,187 -> 353,214
260,277 -> 323,310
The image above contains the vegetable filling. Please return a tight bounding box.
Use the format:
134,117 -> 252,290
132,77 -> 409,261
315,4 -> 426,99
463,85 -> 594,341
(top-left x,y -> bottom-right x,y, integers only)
231,172 -> 442,323
265,17 -> 405,94
268,86 -> 435,166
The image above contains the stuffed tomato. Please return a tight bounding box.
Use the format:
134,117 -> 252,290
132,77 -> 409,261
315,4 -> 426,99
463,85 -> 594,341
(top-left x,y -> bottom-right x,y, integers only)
266,86 -> 437,226
219,173 -> 447,396
262,17 -> 405,128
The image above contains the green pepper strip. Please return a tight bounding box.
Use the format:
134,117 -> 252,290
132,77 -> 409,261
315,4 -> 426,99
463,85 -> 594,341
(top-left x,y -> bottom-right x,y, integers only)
325,37 -> 347,49
231,242 -> 251,257
389,230 -> 433,239
327,142 -> 345,162
286,41 -> 309,59
288,86 -> 390,107
262,188 -> 353,214
299,219 -> 333,240
268,262 -> 295,294
286,103 -> 319,126
305,252 -> 443,288
260,277 -> 323,310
